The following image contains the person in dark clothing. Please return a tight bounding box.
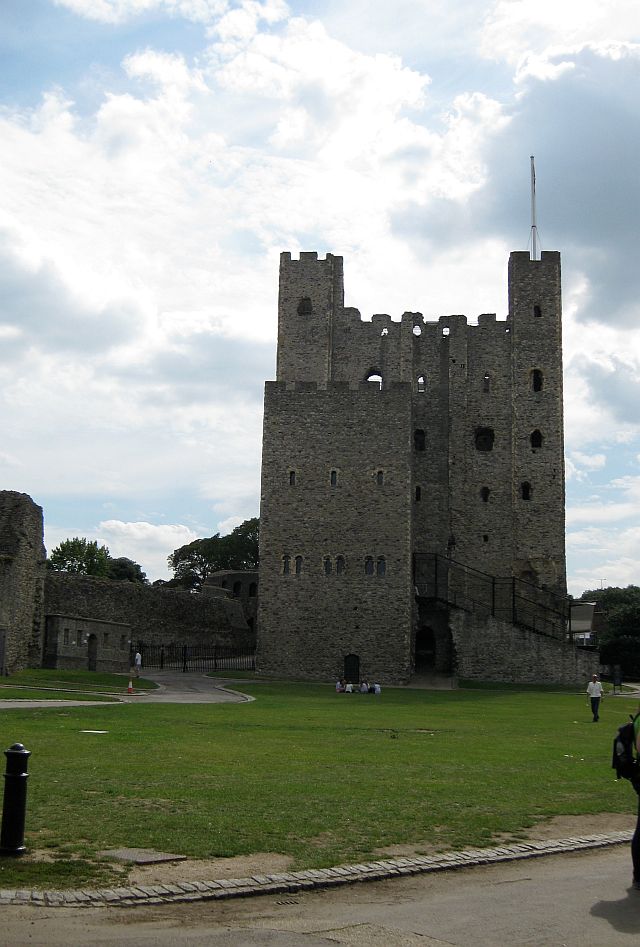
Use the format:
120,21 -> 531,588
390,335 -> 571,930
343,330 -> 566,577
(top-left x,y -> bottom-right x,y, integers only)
632,713 -> 640,890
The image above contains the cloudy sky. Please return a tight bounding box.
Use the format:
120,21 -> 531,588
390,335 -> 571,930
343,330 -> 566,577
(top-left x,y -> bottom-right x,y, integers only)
1,0 -> 639,594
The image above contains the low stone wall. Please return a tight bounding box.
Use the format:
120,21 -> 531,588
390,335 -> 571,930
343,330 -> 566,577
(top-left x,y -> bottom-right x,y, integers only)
450,610 -> 600,686
44,572 -> 254,649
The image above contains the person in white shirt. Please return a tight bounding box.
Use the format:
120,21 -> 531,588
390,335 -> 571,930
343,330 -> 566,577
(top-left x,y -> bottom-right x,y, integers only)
586,674 -> 604,722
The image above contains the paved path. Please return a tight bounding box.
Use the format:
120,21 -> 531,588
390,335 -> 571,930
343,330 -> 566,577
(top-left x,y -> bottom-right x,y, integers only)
1,843 -> 639,945
0,671 -> 252,709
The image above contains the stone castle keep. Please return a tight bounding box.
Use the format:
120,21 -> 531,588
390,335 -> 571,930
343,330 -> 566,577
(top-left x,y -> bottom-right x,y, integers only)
1,247 -> 598,685
256,249 -> 594,685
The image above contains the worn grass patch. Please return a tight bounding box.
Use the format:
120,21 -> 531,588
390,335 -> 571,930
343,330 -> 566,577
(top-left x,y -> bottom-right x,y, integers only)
0,683 -> 637,888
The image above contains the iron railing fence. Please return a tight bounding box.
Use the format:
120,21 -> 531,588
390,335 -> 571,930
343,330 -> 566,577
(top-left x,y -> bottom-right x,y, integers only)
131,642 -> 255,672
413,553 -> 570,640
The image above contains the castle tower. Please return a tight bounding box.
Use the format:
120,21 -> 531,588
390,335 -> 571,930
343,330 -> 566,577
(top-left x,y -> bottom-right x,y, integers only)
256,249 -> 568,684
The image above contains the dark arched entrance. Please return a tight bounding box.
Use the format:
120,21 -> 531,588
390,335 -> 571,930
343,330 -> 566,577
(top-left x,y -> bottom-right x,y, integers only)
87,634 -> 98,672
344,653 -> 360,683
415,626 -> 435,672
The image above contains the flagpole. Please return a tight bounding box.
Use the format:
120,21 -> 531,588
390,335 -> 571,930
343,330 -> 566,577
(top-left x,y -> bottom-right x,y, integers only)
530,155 -> 538,261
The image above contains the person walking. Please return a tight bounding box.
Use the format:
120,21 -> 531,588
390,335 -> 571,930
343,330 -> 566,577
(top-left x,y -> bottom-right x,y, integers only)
586,673 -> 603,722
134,650 -> 142,678
632,711 -> 640,890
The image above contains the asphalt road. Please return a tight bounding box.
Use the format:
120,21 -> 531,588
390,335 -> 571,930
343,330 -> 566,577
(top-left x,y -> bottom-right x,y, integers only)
3,845 -> 639,947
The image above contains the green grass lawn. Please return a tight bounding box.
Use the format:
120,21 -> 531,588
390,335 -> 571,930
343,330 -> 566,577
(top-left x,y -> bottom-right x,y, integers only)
0,681 -> 638,889
5,669 -> 158,692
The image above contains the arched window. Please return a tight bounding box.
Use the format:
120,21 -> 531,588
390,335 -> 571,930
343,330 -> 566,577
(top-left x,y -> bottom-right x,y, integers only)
413,324 -> 422,336
289,470 -> 296,486
414,429 -> 426,451
531,369 -> 544,392
475,427 -> 495,452
249,582 -> 257,597
295,555 -> 303,575
417,375 -> 426,393
376,557 -> 386,576
521,482 -> 532,501
442,326 -> 450,337
365,371 -> 383,389
282,555 -> 290,576
530,429 -> 543,449
233,581 -> 242,596
415,486 -> 422,502
533,304 -> 542,318
480,486 -> 490,503
297,296 -> 312,316
336,555 -> 345,575
376,470 -> 384,485
483,373 -> 491,393
330,469 -> 338,486
365,557 -> 374,576
324,557 -> 332,576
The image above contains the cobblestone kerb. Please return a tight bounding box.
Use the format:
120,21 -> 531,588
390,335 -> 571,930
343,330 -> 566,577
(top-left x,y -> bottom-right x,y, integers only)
0,832 -> 632,908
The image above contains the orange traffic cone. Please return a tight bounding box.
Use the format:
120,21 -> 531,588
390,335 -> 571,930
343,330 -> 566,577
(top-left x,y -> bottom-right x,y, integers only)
127,679 -> 133,695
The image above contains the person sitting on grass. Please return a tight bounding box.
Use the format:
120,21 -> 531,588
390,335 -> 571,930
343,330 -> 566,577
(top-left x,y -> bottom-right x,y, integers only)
336,679 -> 345,693
359,680 -> 369,694
345,681 -> 353,693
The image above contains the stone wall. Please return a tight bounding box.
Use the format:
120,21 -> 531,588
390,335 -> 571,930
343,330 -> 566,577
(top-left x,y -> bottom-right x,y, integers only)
257,381 -> 413,683
44,614 -> 131,673
45,572 -> 254,649
0,492 -> 46,673
449,610 -> 600,686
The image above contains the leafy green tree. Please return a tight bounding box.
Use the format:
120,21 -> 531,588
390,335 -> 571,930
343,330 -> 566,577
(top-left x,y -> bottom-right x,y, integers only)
578,585 -> 640,676
168,517 -> 259,591
48,537 -> 111,577
107,556 -> 148,584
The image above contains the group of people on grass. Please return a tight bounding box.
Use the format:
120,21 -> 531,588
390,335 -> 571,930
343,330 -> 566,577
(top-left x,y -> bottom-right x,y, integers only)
336,678 -> 381,695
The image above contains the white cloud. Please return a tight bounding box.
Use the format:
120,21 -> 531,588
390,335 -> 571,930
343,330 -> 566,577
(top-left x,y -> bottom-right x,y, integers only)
54,0 -> 229,25
480,0 -> 640,65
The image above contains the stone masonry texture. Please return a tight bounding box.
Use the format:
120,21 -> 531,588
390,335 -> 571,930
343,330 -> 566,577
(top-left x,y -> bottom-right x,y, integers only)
256,250 -> 590,685
0,491 -> 46,673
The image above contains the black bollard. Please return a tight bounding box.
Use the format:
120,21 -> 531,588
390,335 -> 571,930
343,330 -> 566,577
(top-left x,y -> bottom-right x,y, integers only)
0,743 -> 31,856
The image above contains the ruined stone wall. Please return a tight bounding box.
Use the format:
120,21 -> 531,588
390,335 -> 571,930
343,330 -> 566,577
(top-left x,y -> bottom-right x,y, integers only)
450,610 -> 600,686
257,381 -> 413,683
45,572 -> 253,649
0,492 -> 46,673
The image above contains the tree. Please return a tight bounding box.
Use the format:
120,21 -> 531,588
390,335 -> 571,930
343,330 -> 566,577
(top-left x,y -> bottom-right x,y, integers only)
168,517 -> 259,591
107,557 -> 148,584
578,585 -> 640,677
48,539 -> 148,584
48,537 -> 111,577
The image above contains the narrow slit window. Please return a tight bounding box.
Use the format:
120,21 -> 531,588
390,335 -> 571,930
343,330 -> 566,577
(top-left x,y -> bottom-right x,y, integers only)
376,470 -> 384,485
415,486 -> 422,502
417,374 -> 426,392
483,373 -> 491,393
330,469 -> 338,486
376,556 -> 386,577
414,429 -> 426,451
534,304 -> 542,318
532,369 -> 544,392
324,557 -> 332,576
480,486 -> 490,502
289,470 -> 296,486
530,429 -> 543,449
521,482 -> 532,501
282,555 -> 291,575
336,555 -> 345,575
295,555 -> 303,575
365,556 -> 374,576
